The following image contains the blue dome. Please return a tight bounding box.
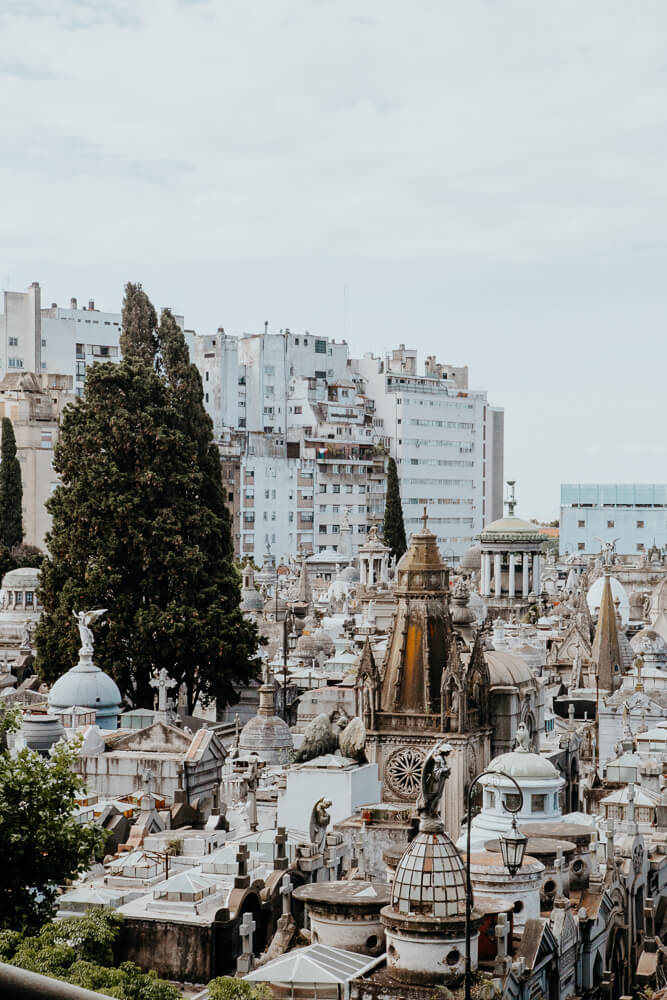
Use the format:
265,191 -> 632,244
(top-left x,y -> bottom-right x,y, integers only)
48,655 -> 121,730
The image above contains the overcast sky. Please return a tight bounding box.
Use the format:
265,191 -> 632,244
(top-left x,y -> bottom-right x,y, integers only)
1,0 -> 665,520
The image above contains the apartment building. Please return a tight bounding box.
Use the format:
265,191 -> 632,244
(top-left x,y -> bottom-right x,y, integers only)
560,484 -> 667,555
353,346 -> 504,564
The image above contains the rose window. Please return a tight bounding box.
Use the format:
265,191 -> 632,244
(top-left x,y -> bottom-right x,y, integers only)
385,747 -> 425,799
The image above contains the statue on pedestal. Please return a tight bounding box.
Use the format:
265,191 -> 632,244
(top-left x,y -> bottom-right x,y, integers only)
73,608 -> 107,654
416,741 -> 452,821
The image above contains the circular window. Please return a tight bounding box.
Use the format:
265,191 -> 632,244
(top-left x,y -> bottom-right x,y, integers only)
385,747 -> 426,800
543,880 -> 556,895
513,900 -> 524,914
446,949 -> 461,967
366,935 -> 378,950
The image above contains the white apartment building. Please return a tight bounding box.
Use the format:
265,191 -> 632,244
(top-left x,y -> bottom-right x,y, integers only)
353,346 -> 504,564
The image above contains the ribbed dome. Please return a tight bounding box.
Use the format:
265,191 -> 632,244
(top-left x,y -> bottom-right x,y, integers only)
459,544 -> 482,571
391,830 -> 467,917
48,657 -> 121,729
480,516 -> 542,539
487,747 -> 559,780
238,683 -> 293,763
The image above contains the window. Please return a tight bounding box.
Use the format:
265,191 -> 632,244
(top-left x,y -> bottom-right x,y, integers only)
25,591 -> 34,607
76,361 -> 86,379
332,505 -> 339,513
8,358 -> 23,368
205,371 -> 209,381
14,592 -> 23,607
319,525 -> 327,534
503,793 -> 521,812
288,511 -> 294,522
531,794 -> 546,813
332,484 -> 340,494
294,406 -> 302,414
578,520 -> 585,528
607,520 -> 614,528
205,392 -> 209,403
76,343 -> 85,358
8,336 -> 18,346
637,543 -> 645,552
637,520 -> 644,529
578,542 -> 585,551
485,790 -> 496,809
319,504 -> 327,512
319,485 -> 327,493
345,484 -> 353,494
315,339 -> 327,354
331,525 -> 340,534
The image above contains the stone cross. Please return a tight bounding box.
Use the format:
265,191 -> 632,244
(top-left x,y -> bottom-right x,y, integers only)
246,757 -> 259,832
494,913 -> 510,975
150,668 -> 177,713
554,849 -> 566,898
280,874 -> 293,916
236,912 -> 257,974
422,505 -> 428,530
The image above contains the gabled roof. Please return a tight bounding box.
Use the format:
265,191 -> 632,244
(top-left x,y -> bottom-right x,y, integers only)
516,917 -> 558,970
244,944 -> 383,985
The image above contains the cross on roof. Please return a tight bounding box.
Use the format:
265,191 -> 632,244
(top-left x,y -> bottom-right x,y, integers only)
422,505 -> 428,530
149,668 -> 177,712
240,911 -> 256,954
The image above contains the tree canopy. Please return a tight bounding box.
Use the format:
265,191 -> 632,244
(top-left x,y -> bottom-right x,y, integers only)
0,725 -> 105,932
0,909 -> 180,999
36,282 -> 260,713
382,456 -> 407,562
0,416 -> 23,549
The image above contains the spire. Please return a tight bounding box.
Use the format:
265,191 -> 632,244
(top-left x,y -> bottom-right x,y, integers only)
504,480 -> 517,518
591,572 -> 622,692
297,557 -> 311,605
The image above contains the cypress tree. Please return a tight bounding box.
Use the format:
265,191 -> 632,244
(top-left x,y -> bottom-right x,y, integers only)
0,417 -> 23,549
382,456 -> 407,561
119,282 -> 159,368
36,284 -> 260,714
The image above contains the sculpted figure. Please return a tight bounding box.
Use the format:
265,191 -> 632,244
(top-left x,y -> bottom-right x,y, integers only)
416,741 -> 452,820
309,796 -> 332,853
73,608 -> 107,653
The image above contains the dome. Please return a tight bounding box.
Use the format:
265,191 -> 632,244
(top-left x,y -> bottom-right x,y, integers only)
459,544 -> 482,571
391,829 -> 467,918
632,629 -> 667,657
339,564 -> 360,583
487,747 -> 560,780
485,650 -> 534,687
587,575 -> 629,624
20,713 -> 66,755
263,595 -> 287,619
1,566 -> 40,590
48,657 -> 122,730
238,713 -> 293,762
295,631 -> 335,659
480,516 -> 543,542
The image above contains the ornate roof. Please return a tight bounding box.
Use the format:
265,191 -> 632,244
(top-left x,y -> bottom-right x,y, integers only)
391,830 -> 467,918
487,746 -> 560,780
480,516 -> 543,543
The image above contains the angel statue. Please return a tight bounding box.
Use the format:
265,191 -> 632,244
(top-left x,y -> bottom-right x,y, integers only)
73,608 -> 108,654
595,538 -> 620,569
416,741 -> 452,820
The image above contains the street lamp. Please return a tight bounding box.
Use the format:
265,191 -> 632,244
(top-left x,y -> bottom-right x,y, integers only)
464,769 -> 527,1000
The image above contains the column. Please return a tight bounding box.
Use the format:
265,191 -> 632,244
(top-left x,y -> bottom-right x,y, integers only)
533,553 -> 541,595
508,553 -> 516,598
359,557 -> 367,586
482,553 -> 491,597
522,553 -> 530,597
494,552 -> 502,597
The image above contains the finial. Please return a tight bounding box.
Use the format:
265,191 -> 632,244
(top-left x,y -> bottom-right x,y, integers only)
504,480 -> 516,518
422,505 -> 428,531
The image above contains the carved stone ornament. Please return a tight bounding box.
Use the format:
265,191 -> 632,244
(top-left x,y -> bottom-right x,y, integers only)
385,746 -> 426,800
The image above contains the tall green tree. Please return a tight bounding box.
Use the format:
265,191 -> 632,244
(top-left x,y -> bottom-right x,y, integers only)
0,417 -> 23,549
382,456 -> 407,561
0,727 -> 105,932
36,284 -> 260,713
119,282 -> 159,367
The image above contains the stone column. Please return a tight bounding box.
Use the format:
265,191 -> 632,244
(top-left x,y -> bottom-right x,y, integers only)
533,553 -> 541,595
482,553 -> 491,597
494,552 -> 502,597
508,554 -> 516,598
359,557 -> 367,586
522,554 -> 530,597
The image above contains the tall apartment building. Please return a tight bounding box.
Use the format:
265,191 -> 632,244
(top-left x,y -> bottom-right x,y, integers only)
353,346 -> 504,564
0,371 -> 75,547
560,484 -> 667,555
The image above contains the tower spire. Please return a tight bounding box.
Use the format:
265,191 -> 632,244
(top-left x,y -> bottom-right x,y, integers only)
591,572 -> 622,692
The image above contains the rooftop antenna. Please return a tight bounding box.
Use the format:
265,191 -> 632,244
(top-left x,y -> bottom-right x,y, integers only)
264,320 -> 268,334
505,480 -> 517,518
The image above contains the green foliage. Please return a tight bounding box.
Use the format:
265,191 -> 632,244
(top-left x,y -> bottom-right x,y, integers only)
2,910 -> 181,999
10,543 -> 45,568
382,456 -> 407,562
36,284 -> 261,714
0,417 -> 23,549
208,976 -> 270,1000
0,735 -> 105,932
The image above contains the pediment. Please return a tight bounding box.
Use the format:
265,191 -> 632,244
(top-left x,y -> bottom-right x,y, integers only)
112,720 -> 193,753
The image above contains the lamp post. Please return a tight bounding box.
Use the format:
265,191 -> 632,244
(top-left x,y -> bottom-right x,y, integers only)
281,604 -> 295,723
464,770 -> 527,1000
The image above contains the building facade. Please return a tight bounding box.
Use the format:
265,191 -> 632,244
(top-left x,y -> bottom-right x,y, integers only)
560,484 -> 667,556
353,345 -> 504,564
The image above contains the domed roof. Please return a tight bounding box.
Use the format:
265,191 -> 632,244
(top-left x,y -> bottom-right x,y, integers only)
480,516 -> 543,541
48,657 -> 122,723
295,631 -> 335,657
338,564 -> 360,582
487,747 -> 560,780
2,566 -> 40,590
391,829 -> 467,917
632,628 -> 667,657
587,575 -> 629,624
238,713 -> 293,762
485,650 -> 534,687
459,544 -> 482,571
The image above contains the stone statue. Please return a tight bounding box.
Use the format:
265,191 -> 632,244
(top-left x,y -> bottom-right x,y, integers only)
453,577 -> 469,602
73,608 -> 107,654
338,716 -> 367,763
294,711 -> 367,764
416,741 -> 452,820
309,796 -> 332,854
514,721 -> 531,751
595,538 -> 619,568
570,641 -> 582,691
20,620 -> 35,652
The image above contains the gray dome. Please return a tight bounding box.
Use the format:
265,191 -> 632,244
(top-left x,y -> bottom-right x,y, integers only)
1,566 -> 40,590
21,713 -> 66,755
488,747 -> 560,780
239,713 -> 293,764
459,544 -> 482,571
48,657 -> 121,730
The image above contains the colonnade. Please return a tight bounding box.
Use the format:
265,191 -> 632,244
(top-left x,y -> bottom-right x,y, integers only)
480,550 -> 541,598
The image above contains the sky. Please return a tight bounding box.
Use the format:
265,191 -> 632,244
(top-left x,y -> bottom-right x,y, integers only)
1,0 -> 665,521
